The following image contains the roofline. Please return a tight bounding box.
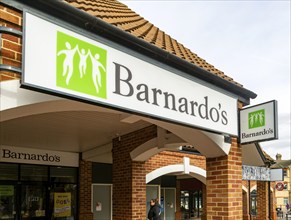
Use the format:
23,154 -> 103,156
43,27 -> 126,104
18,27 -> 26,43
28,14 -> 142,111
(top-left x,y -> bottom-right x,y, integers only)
12,0 -> 257,105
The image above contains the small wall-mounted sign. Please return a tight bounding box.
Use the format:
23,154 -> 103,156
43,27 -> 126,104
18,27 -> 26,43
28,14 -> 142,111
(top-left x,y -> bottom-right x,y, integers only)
239,100 -> 278,144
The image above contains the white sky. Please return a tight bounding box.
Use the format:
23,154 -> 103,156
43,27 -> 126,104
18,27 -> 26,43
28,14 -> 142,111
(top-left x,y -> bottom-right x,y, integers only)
121,0 -> 291,160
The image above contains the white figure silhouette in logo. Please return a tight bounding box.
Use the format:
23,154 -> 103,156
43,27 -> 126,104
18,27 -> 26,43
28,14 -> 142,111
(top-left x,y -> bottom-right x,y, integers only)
57,42 -> 78,85
89,51 -> 106,93
254,113 -> 259,124
258,112 -> 264,125
77,48 -> 89,78
249,113 -> 255,127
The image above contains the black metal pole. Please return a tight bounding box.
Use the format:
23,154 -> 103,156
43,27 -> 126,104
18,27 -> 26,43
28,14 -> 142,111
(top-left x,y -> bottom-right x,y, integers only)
249,180 -> 252,220
268,180 -> 272,220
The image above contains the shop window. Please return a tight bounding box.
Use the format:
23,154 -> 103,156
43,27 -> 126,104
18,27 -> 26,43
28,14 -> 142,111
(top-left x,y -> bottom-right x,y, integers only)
50,167 -> 77,183
49,167 -> 78,220
0,163 -> 78,220
21,165 -> 48,181
250,189 -> 257,216
50,183 -> 77,220
0,163 -> 18,180
21,184 -> 46,219
0,185 -> 16,219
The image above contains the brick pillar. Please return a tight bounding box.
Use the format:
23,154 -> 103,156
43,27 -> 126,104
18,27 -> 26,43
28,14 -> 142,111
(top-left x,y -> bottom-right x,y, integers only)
175,179 -> 182,220
256,181 -> 268,220
112,125 -> 156,220
79,159 -> 93,220
132,161 -> 147,219
0,2 -> 22,82
243,189 -> 250,220
206,139 -> 243,219
272,187 -> 277,220
201,184 -> 207,220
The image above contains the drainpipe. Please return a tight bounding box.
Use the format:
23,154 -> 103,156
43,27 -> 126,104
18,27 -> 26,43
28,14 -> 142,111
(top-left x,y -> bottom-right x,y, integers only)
268,180 -> 272,220
267,161 -> 273,220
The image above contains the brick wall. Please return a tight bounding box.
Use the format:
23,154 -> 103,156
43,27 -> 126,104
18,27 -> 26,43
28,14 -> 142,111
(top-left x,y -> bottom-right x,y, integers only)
257,181 -> 268,219
113,125 -> 207,220
206,138 -> 243,219
145,151 -> 206,173
202,183 -> 207,220
79,159 -> 93,220
175,180 -> 182,220
112,125 -> 157,220
112,124 -> 278,220
0,2 -> 22,81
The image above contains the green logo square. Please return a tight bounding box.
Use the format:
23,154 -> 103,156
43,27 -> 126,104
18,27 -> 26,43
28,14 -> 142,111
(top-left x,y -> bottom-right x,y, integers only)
56,31 -> 107,98
248,109 -> 265,129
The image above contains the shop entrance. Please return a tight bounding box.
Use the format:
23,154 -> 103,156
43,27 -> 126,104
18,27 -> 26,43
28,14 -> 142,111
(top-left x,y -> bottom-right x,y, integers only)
181,190 -> 203,219
146,185 -> 176,220
92,184 -> 112,220
0,163 -> 78,220
179,178 -> 203,220
20,183 -> 47,219
160,188 -> 176,220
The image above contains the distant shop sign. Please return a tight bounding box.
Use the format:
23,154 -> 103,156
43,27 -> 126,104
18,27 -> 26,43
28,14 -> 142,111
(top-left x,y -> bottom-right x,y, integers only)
239,100 -> 278,144
242,165 -> 283,181
0,146 -> 79,167
242,165 -> 270,181
22,12 -> 238,136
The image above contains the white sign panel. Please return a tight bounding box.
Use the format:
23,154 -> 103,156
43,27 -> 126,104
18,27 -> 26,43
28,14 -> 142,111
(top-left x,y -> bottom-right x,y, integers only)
242,165 -> 270,181
22,12 -> 238,136
239,100 -> 278,144
270,169 -> 283,181
0,146 -> 79,167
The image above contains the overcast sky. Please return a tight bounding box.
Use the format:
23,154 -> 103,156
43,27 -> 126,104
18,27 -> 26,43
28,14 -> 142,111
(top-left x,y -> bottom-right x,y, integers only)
122,0 -> 291,160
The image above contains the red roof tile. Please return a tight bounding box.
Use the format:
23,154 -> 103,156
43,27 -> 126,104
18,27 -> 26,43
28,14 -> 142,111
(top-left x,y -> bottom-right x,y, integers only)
64,0 -> 242,87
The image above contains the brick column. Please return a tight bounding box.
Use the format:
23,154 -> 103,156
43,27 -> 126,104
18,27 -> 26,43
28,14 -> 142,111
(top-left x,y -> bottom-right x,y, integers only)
242,189 -> 250,220
256,181 -> 268,220
175,179 -> 182,220
112,125 -> 156,220
201,184 -> 207,220
206,139 -> 243,219
0,2 -> 22,82
272,186 -> 277,220
79,159 -> 93,220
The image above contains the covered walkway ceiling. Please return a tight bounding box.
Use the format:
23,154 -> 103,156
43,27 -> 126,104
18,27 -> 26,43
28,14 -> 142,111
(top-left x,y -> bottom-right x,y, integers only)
0,80 -> 151,154
1,80 -> 264,166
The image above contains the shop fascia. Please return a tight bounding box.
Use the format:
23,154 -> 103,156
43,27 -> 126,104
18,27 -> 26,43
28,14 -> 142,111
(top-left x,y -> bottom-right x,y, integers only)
22,11 -> 238,136
0,146 -> 79,167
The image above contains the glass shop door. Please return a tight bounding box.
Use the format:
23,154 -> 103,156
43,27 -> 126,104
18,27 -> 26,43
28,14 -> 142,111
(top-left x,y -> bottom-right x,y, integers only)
20,183 -> 47,220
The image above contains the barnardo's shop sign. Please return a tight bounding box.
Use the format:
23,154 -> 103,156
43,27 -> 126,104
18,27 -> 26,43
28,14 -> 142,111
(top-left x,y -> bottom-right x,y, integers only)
22,12 -> 238,136
0,146 -> 79,167
239,100 -> 278,144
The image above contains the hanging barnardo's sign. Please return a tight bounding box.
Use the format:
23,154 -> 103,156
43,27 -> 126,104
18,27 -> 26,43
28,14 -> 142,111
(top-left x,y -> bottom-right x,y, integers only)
22,12 -> 238,136
0,146 -> 79,167
239,100 -> 278,144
